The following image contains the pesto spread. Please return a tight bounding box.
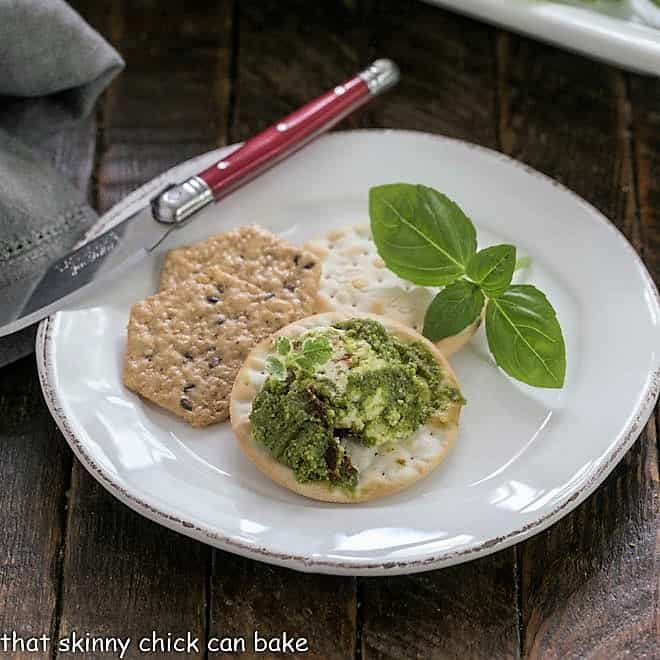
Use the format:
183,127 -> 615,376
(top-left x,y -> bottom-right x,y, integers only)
249,319 -> 463,490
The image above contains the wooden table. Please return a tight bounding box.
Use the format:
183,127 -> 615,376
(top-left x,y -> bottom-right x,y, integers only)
1,1 -> 658,658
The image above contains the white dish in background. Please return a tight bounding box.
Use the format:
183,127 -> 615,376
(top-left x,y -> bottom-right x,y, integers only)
425,0 -> 660,76
633,0 -> 660,28
36,131 -> 659,575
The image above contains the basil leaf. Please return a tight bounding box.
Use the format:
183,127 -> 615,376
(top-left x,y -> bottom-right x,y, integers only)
276,336 -> 291,356
467,244 -> 516,297
423,280 -> 484,341
369,183 -> 477,286
485,285 -> 566,388
265,356 -> 285,380
292,356 -> 315,374
300,337 -> 332,366
269,336 -> 332,378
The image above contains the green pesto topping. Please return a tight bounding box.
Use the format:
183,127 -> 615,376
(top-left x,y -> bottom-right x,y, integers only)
249,319 -> 463,490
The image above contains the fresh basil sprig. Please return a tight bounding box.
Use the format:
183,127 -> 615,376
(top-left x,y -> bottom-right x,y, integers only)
369,183 -> 566,388
266,335 -> 333,379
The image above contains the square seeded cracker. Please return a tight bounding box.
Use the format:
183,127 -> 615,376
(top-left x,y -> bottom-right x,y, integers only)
159,225 -> 321,314
124,267 -> 299,427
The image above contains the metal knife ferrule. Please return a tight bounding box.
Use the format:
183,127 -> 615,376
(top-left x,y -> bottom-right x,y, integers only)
151,176 -> 213,224
359,59 -> 400,96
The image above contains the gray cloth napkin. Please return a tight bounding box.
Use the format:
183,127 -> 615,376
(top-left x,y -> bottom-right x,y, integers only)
0,0 -> 123,368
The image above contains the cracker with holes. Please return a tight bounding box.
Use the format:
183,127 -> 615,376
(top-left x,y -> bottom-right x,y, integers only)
230,312 -> 464,503
123,267 -> 299,427
304,225 -> 482,356
159,225 -> 321,314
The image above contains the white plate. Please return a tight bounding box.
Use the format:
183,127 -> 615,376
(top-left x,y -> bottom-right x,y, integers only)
36,131 -> 660,575
425,0 -> 660,76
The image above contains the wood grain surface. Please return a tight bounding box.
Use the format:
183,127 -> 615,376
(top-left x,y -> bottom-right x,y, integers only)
630,76 -> 660,284
0,357 -> 72,660
0,1 -> 657,658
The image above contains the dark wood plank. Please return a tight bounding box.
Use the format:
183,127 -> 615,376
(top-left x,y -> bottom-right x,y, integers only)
629,75 -> 660,284
228,0 -> 362,142
521,422 -> 658,659
360,551 -> 520,660
497,33 -> 637,238
361,0 -> 498,147
85,0 -> 233,211
496,33 -> 659,658
55,2 -> 233,656
0,358 -> 72,660
57,466 -> 209,657
358,3 -> 520,659
211,555 -> 357,660
208,3 -> 360,658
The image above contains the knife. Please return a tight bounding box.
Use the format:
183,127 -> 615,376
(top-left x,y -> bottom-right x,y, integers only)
0,59 -> 399,338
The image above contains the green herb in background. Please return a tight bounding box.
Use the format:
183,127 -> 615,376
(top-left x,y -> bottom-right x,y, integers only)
370,183 -> 566,388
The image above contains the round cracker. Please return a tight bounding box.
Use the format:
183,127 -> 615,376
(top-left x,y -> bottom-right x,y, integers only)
304,225 -> 481,356
229,312 -> 463,503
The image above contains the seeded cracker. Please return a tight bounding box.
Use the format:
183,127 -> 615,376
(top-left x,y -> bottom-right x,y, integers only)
159,225 -> 321,314
124,267 -> 299,427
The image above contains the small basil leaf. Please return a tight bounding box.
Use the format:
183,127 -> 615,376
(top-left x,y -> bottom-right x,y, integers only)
276,336 -> 291,356
369,183 -> 477,286
293,356 -> 314,374
300,336 -> 332,366
485,285 -> 566,388
467,244 -> 516,297
423,280 -> 485,341
265,356 -> 285,380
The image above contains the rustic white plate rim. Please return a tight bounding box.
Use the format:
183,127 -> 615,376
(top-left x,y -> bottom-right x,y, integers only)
36,130 -> 660,575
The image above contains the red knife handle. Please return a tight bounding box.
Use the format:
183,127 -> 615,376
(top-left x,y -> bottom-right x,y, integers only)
200,75 -> 368,199
151,59 -> 399,224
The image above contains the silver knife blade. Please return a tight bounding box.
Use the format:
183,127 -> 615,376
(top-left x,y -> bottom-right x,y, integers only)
0,204 -> 171,337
